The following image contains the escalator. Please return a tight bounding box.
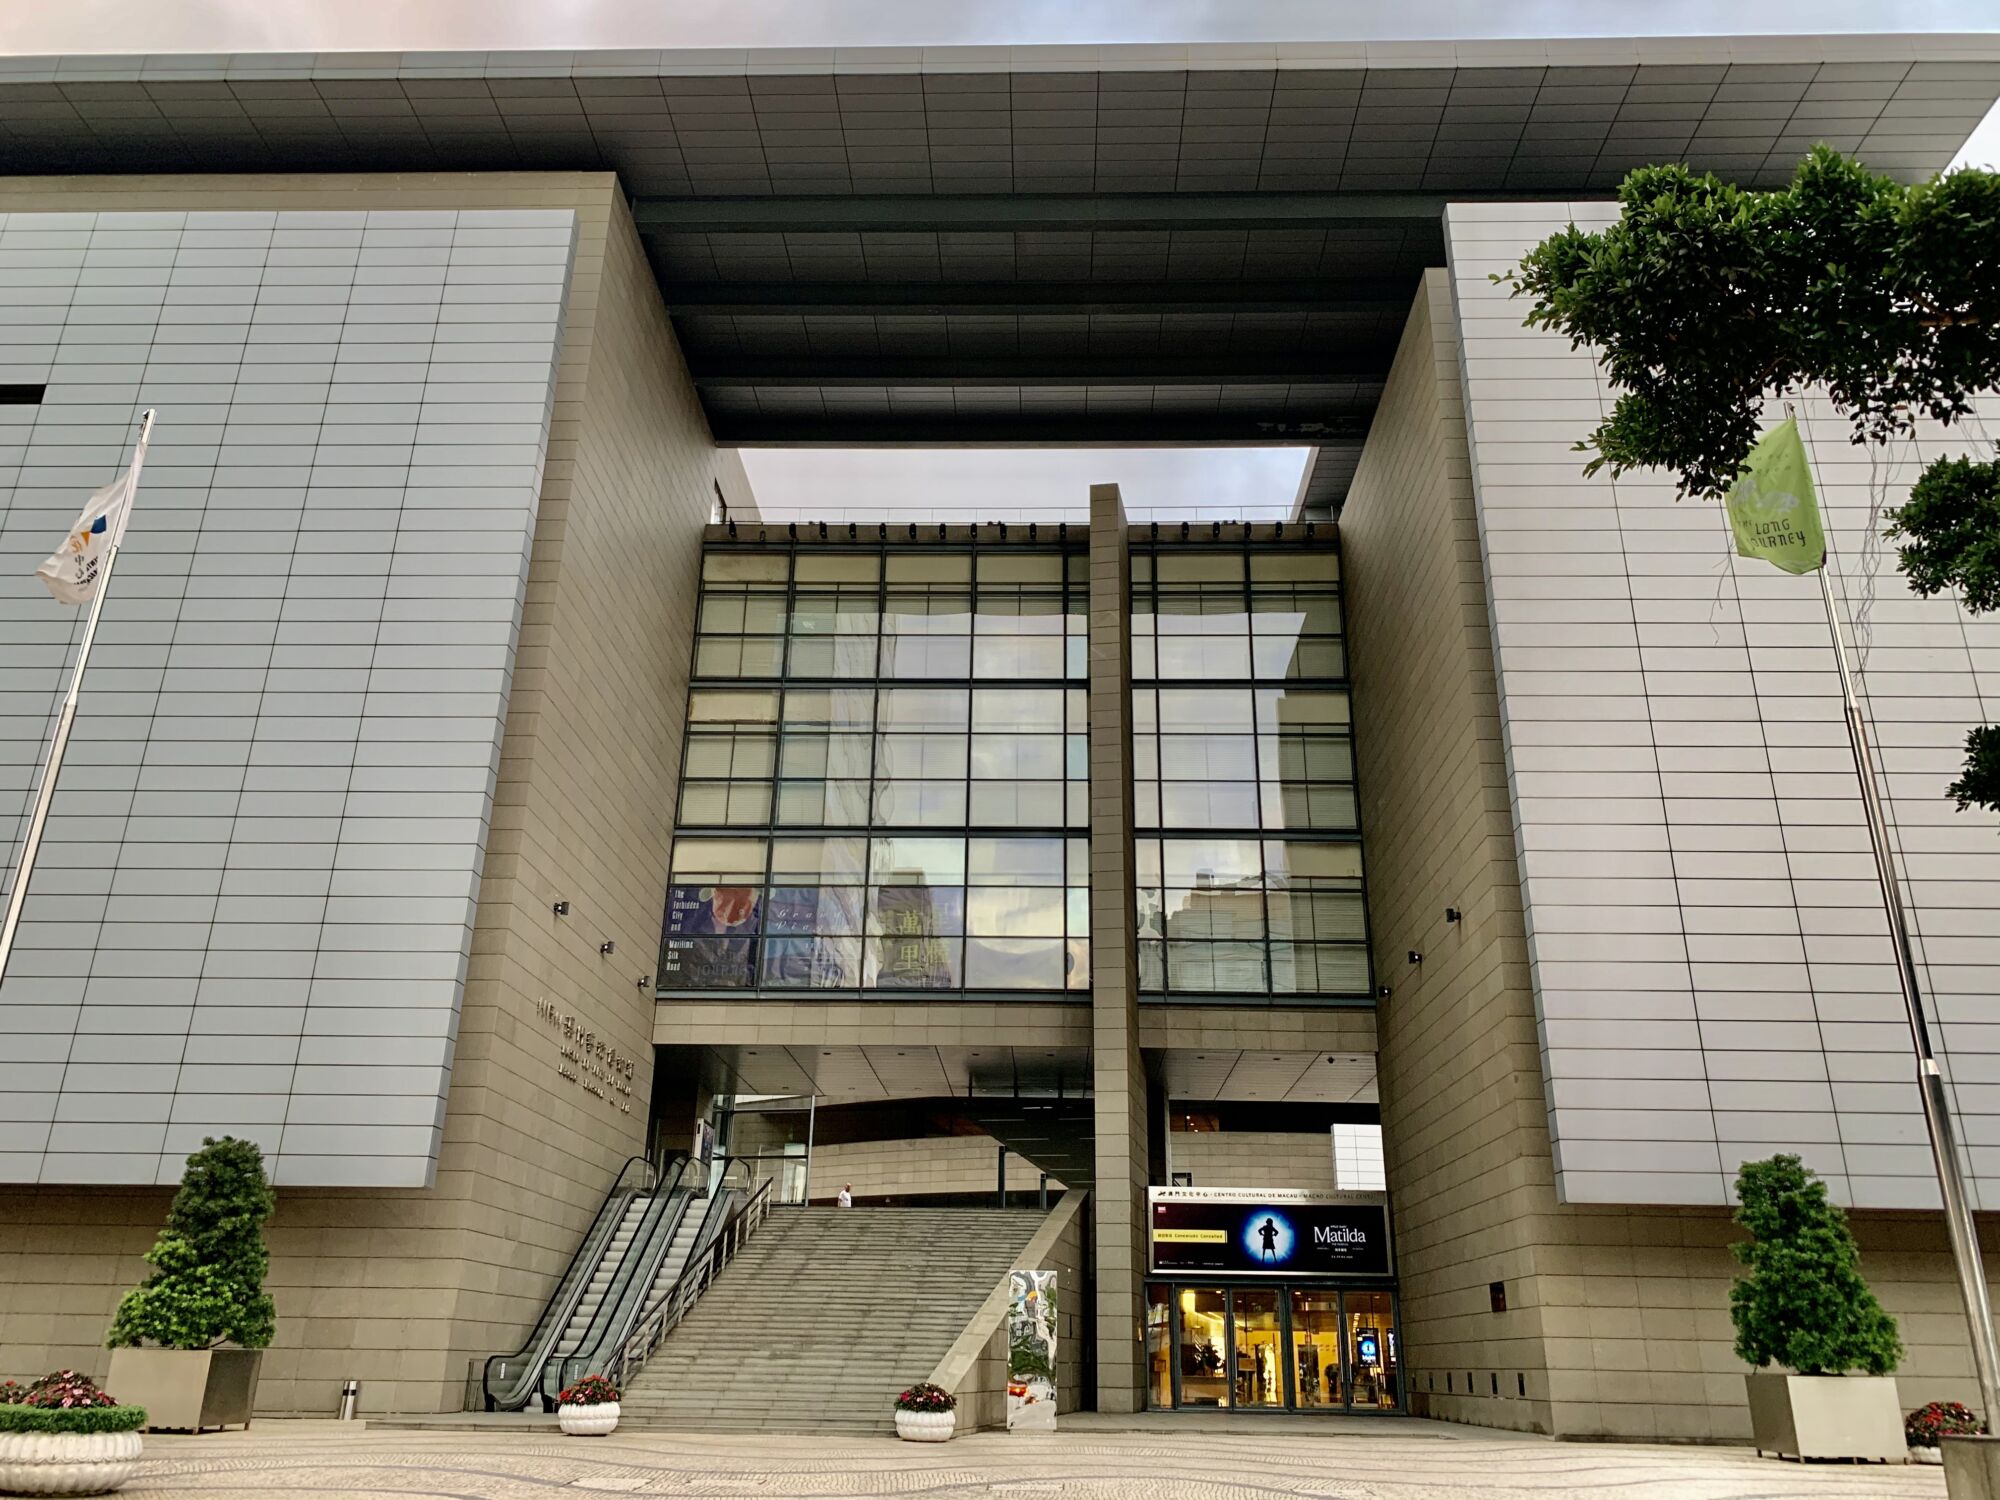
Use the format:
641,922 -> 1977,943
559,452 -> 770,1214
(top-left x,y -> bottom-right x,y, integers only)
483,1154 -> 695,1412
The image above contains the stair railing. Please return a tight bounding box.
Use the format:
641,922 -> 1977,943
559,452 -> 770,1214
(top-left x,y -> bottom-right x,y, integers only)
480,1153 -> 662,1412
606,1165 -> 774,1390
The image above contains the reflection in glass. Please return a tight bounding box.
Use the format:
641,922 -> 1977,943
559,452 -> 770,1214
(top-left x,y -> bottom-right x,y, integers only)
1178,1289 -> 1229,1408
1146,1286 -> 1173,1410
1344,1292 -> 1399,1411
1291,1290 -> 1344,1409
1233,1290 -> 1285,1408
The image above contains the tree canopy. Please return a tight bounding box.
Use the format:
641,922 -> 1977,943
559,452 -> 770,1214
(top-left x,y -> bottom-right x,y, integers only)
1504,145 -> 2000,816
106,1135 -> 277,1351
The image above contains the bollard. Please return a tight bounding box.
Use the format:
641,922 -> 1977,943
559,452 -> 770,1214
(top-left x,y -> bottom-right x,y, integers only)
336,1380 -> 360,1421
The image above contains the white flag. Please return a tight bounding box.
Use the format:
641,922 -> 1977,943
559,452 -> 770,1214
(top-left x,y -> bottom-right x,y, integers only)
35,462 -> 139,606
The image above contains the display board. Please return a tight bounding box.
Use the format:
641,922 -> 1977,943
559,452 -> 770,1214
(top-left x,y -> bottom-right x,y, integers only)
1146,1188 -> 1392,1277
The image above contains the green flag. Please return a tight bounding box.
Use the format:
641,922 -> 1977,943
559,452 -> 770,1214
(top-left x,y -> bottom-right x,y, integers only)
1724,418 -> 1826,575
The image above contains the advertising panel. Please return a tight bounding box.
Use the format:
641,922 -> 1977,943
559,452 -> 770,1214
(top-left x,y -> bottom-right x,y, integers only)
1006,1270 -> 1058,1431
1147,1188 -> 1391,1278
661,884 -> 760,988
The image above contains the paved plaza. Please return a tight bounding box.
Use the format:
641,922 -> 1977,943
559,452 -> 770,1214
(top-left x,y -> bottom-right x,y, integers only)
120,1417 -> 1947,1499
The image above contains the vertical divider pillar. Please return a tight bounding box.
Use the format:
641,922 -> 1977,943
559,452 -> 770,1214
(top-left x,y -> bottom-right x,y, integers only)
1087,483 -> 1148,1413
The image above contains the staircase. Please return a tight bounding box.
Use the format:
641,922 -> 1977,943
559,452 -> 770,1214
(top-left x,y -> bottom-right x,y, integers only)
620,1206 -> 1045,1433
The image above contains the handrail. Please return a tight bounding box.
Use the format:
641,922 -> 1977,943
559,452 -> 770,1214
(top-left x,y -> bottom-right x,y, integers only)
606,1169 -> 775,1390
481,1153 -> 665,1412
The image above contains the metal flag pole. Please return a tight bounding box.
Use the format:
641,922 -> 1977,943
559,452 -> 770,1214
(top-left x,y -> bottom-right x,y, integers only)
0,408 -> 155,987
1814,504 -> 2000,1424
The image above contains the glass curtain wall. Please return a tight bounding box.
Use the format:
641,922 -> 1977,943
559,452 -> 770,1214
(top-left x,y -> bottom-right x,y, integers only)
664,542 -> 1091,996
1130,544 -> 1371,1003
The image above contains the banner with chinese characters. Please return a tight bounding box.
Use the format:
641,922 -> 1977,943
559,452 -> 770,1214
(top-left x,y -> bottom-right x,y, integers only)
1007,1270 -> 1057,1431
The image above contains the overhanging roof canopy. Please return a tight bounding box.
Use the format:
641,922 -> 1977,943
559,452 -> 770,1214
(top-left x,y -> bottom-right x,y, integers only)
3,38 -> 1996,511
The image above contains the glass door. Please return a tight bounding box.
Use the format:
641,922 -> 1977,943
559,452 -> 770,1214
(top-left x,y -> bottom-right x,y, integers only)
1343,1290 -> 1399,1411
1289,1288 -> 1343,1409
1230,1289 -> 1285,1408
1177,1288 -> 1230,1407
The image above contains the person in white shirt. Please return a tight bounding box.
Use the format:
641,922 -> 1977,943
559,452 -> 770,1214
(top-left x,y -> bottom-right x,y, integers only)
836,1184 -> 853,1208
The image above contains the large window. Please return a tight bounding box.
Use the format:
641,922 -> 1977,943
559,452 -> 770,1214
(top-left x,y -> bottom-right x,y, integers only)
1131,545 -> 1370,1002
666,542 -> 1089,995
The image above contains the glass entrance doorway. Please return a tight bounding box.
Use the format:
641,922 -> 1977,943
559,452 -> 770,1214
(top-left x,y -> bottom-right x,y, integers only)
1145,1282 -> 1400,1413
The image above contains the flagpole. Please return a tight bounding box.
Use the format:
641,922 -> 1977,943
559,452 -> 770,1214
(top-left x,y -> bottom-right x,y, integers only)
1814,519 -> 2000,1423
0,408 -> 154,987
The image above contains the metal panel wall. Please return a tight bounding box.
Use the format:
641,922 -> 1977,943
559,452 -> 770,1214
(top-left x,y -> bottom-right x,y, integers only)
0,207 -> 575,1187
1446,202 -> 2000,1210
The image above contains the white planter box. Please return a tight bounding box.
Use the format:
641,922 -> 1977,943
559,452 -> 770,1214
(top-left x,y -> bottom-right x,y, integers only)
895,1410 -> 955,1443
557,1402 -> 619,1436
1944,1434 -> 2000,1498
104,1347 -> 260,1433
1744,1373 -> 1905,1462
0,1429 -> 143,1496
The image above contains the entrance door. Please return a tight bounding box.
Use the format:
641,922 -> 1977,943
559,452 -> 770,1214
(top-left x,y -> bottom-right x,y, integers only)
1288,1289 -> 1343,1409
1343,1289 -> 1399,1411
1177,1288 -> 1230,1407
1230,1289 -> 1285,1408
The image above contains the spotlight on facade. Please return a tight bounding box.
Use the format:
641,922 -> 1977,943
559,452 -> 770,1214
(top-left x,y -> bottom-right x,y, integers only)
600,940 -> 616,956
1179,521 -> 1190,539
1407,950 -> 1423,965
847,522 -> 857,540
636,975 -> 653,991
1274,521 -> 1284,539
1446,907 -> 1462,923
1028,522 -> 1038,540
552,900 -> 570,917
788,522 -> 797,540
727,520 -> 737,538
817,521 -> 828,540
908,523 -> 918,539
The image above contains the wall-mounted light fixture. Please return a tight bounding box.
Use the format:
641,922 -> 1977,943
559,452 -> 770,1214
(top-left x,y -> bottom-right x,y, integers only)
599,940 -> 616,956
552,900 -> 570,917
636,975 -> 653,991
1376,984 -> 1392,999
1408,950 -> 1423,965
1445,907 -> 1462,924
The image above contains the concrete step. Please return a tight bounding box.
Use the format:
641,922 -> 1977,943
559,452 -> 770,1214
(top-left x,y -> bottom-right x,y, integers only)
620,1206 -> 1047,1433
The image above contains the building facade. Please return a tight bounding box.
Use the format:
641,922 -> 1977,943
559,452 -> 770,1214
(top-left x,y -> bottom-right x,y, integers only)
0,31 -> 1998,1440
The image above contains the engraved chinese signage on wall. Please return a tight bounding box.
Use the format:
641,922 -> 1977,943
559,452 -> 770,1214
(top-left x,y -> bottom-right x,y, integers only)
534,997 -> 636,1113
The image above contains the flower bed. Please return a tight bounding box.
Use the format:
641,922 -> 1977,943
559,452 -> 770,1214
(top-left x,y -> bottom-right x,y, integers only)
0,1372 -> 146,1495
1907,1399 -> 1984,1448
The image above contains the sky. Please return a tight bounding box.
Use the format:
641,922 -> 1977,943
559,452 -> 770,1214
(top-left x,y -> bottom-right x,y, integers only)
4,1 -> 1998,54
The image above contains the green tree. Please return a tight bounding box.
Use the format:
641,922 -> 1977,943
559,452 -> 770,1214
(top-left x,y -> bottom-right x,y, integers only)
106,1136 -> 277,1350
1504,145 -> 2000,816
1728,1155 -> 1901,1376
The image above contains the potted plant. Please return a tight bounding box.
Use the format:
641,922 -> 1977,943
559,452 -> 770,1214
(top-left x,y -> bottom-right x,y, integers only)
893,1382 -> 955,1442
0,1370 -> 147,1496
556,1376 -> 621,1436
1731,1155 -> 1906,1461
1908,1402 -> 1983,1464
104,1136 -> 276,1433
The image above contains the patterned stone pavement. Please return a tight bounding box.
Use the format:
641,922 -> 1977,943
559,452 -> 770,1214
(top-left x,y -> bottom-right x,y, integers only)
120,1419 -> 1947,1500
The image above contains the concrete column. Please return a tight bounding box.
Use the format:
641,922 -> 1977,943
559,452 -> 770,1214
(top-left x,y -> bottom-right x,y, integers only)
1087,483 -> 1149,1412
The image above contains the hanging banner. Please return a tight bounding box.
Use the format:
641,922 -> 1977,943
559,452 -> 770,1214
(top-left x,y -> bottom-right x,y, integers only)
1147,1188 -> 1392,1277
660,884 -> 759,988
1006,1270 -> 1058,1431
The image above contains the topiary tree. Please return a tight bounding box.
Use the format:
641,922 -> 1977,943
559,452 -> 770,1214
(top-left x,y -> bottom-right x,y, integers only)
1503,145 -> 2000,818
106,1135 -> 276,1351
1729,1154 -> 1902,1376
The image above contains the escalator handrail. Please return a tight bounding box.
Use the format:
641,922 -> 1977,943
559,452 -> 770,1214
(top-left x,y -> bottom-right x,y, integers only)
539,1160 -> 699,1403
607,1165 -> 775,1390
480,1152 -> 667,1411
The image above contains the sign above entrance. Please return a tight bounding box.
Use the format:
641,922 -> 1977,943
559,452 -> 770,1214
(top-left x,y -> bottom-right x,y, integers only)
1147,1189 -> 1391,1278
